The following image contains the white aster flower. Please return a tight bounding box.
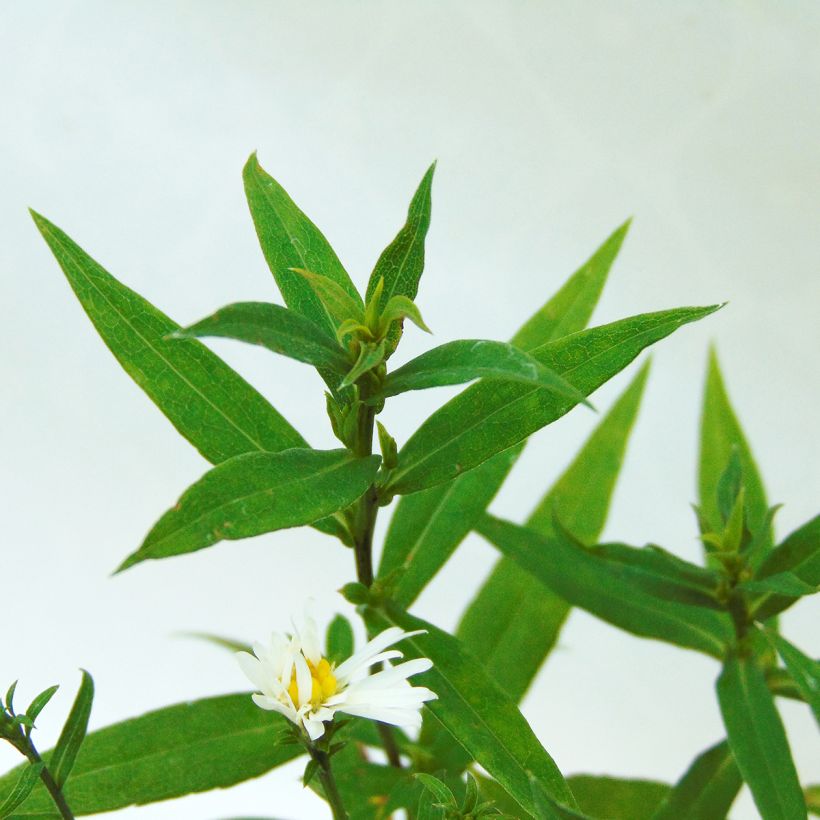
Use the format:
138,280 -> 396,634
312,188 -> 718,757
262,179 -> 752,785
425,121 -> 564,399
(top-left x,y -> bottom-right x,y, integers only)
237,611 -> 437,741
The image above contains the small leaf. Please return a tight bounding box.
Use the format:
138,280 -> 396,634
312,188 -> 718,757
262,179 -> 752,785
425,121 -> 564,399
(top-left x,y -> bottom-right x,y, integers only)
651,739 -> 741,820
751,513 -> 820,620
339,340 -> 386,389
715,449 -> 743,525
721,486 -> 746,554
379,294 -> 431,335
302,758 -> 319,788
325,615 -> 355,666
118,449 -> 380,571
0,762 -> 44,819
4,682 -> 17,713
699,349 -> 772,561
243,153 -> 362,337
377,339 -> 593,406
51,670 -> 94,787
742,572 -> 817,597
476,514 -> 732,657
0,694 -> 303,813
387,305 -> 722,496
415,774 -> 458,809
462,773 -> 480,814
291,267 -> 365,328
766,631 -> 820,724
376,422 -> 398,470
716,649 -> 804,819
418,787 -> 447,820
364,603 -> 578,816
30,211 -> 307,466
175,302 -> 351,373
25,686 -> 59,726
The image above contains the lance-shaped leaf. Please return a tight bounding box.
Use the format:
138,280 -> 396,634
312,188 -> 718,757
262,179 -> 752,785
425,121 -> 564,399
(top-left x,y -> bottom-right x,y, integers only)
292,268 -> 365,329
118,449 -> 380,571
476,514 -> 732,657
716,650 -> 804,820
751,514 -> 820,621
176,302 -> 351,373
30,211 -> 307,465
378,448 -> 520,608
325,615 -> 355,666
766,631 -> 820,724
699,349 -> 771,554
387,305 -> 721,496
376,339 -> 592,404
651,740 -> 741,820
25,686 -> 60,728
566,776 -> 669,820
362,603 -> 577,815
511,220 -> 631,351
366,163 -> 435,355
0,694 -> 301,815
51,670 -> 94,788
340,340 -> 386,389
0,763 -> 44,818
460,362 -> 650,694
243,153 -> 362,337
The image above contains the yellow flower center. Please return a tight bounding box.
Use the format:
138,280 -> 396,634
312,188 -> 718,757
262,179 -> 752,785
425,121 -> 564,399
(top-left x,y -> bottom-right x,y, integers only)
287,657 -> 338,707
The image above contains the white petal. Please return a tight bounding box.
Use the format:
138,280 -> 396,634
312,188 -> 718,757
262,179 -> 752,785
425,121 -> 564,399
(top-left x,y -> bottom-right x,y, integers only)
251,694 -> 300,726
294,651 -> 312,708
302,715 -> 327,740
351,658 -> 432,689
296,606 -> 323,666
334,628 -> 425,682
236,652 -> 271,693
336,702 -> 425,728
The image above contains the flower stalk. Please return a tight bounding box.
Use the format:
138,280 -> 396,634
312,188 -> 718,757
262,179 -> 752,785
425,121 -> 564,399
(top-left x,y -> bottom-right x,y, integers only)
310,745 -> 348,820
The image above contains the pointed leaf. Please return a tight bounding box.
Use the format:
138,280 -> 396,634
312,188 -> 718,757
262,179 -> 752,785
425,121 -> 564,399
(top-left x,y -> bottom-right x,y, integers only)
176,302 -> 350,373
716,650 -> 804,819
182,632 -> 251,654
767,631 -> 820,724
699,349 -> 772,557
530,777 -> 589,819
387,305 -> 722,495
415,774 -> 458,809
378,448 -> 519,607
476,515 -> 732,657
292,267 -> 365,328
118,449 -> 380,571
25,687 -> 59,725
51,670 -> 94,788
565,775 -> 669,820
511,220 -> 630,351
363,603 -> 577,816
379,294 -> 431,335
651,740 -> 741,820
243,153 -> 362,337
742,572 -> 817,597
5,682 -> 17,713
377,339 -> 592,405
752,514 -> 820,620
0,763 -> 44,819
0,694 -> 302,814
30,211 -> 306,465
325,615 -> 355,666
339,340 -> 385,389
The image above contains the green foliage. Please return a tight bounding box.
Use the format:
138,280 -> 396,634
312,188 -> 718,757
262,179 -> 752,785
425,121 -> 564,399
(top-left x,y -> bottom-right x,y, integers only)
716,647 -> 805,819
476,514 -> 732,657
0,762 -> 44,819
766,631 -> 820,724
0,694 -> 301,814
30,210 -> 306,465
651,740 -> 741,820
566,775 -> 669,820
363,603 -> 578,816
50,671 -> 94,788
325,615 -> 355,666
387,305 -> 721,496
118,449 -> 380,571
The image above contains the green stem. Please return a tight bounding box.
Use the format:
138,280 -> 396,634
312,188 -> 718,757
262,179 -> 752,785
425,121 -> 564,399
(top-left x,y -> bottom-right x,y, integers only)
313,748 -> 348,820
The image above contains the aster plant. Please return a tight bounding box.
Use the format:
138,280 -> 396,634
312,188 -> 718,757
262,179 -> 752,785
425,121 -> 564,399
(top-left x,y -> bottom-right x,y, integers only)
1,155 -> 817,819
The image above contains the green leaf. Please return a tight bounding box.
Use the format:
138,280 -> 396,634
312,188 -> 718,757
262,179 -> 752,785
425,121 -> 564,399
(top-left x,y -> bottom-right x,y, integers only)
365,163 -> 435,355
379,294 -> 431,335
511,220 -> 630,351
742,572 -> 817,597
175,302 -> 351,373
377,448 -> 519,608
377,339 -> 592,405
0,763 -> 44,819
807,784 -> 820,817
325,615 -> 355,666
716,450 -> 743,525
651,740 -> 741,820
0,694 -> 302,814
476,514 -> 732,657
340,340 -> 386,389
415,774 -> 458,809
30,211 -> 306,465
751,514 -> 820,620
530,777 -> 589,819
441,361 -> 649,773
51,670 -> 94,788
118,449 -> 380,571
292,267 -> 365,328
767,631 -> 820,724
4,682 -> 17,713
25,687 -> 59,726
363,603 -> 577,816
388,305 -> 721,496
716,649 -> 805,819
418,788 -> 447,820
181,632 -> 251,654
243,153 -> 362,337
699,349 -> 772,557
566,775 -> 669,820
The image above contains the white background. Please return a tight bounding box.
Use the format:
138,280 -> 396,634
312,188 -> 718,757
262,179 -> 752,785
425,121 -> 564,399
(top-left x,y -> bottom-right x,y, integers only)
1,2 -> 818,818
